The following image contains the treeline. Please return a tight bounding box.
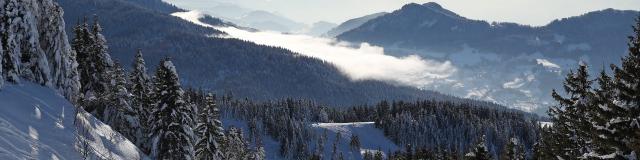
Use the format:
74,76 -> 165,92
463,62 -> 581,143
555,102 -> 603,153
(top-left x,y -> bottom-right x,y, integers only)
218,95 -> 541,159
532,17 -> 640,160
373,100 -> 539,158
70,17 -> 260,159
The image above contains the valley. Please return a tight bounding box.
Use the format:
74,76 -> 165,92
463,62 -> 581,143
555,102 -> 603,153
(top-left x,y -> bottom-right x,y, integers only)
1,0 -> 638,159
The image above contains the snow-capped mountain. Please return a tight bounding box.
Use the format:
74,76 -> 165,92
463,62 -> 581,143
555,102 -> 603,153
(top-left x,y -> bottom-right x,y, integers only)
336,2 -> 639,114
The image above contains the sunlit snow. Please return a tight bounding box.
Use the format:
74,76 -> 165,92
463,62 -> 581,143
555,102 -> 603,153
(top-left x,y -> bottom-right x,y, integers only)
0,83 -> 148,160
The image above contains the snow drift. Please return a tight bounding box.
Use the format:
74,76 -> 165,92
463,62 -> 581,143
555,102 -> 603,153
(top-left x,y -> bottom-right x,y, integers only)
0,83 -> 147,160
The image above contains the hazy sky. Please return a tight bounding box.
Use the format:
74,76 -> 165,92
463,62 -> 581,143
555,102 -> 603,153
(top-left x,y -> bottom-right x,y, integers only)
165,0 -> 639,26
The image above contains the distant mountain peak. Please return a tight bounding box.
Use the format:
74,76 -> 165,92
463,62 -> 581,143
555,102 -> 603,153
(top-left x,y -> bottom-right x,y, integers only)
401,3 -> 424,10
399,2 -> 463,20
422,2 -> 443,9
401,2 -> 444,11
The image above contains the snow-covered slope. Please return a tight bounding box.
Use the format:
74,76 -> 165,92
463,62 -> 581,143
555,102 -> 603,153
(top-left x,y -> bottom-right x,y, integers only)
0,83 -> 147,160
311,122 -> 399,159
220,118 -> 399,160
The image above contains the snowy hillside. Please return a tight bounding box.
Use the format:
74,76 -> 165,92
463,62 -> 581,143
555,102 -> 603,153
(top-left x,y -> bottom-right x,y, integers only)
311,122 -> 399,160
335,2 -> 639,114
221,117 -> 400,160
0,83 -> 147,160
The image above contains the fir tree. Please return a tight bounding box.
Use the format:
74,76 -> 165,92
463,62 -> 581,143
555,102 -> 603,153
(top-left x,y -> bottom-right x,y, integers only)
149,59 -> 195,160
73,18 -> 97,95
0,0 -> 79,100
104,62 -> 141,147
39,1 -> 81,102
363,151 -> 374,160
464,135 -> 492,160
372,151 -> 383,160
589,69 -> 629,158
532,128 -> 554,160
331,132 -> 341,160
12,0 -> 50,85
128,49 -> 152,153
1,0 -> 53,86
350,134 -> 361,152
72,17 -> 114,119
251,146 -> 266,160
315,129 -> 327,159
223,127 -> 250,160
500,137 -> 524,160
195,93 -> 225,160
280,138 -> 290,157
610,15 -> 640,157
548,64 -> 594,158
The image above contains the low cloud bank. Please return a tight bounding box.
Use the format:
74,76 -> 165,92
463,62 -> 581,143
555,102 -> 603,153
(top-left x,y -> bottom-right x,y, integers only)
172,11 -> 456,88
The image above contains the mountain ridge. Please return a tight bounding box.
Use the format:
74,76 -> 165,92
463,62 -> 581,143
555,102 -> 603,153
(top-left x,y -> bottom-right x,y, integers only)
326,12 -> 387,37
335,2 -> 638,114
338,2 -> 638,59
55,0 -> 466,108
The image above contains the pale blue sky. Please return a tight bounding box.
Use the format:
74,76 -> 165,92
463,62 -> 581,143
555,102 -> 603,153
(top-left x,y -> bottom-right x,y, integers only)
165,0 -> 639,26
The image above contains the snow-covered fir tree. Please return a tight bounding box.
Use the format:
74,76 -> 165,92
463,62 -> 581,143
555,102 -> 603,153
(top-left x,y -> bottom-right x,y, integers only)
72,18 -> 95,94
540,16 -> 640,159
373,151 -> 383,160
1,0 -> 80,98
72,17 -> 114,119
251,146 -> 266,160
3,0 -> 50,85
149,59 -> 195,160
34,0 -> 81,102
589,69 -> 629,158
104,61 -> 142,149
609,16 -> 640,158
195,93 -> 225,160
223,127 -> 250,160
500,137 -> 525,160
532,127 -> 554,160
548,63 -> 594,158
128,49 -> 153,153
465,135 -> 492,160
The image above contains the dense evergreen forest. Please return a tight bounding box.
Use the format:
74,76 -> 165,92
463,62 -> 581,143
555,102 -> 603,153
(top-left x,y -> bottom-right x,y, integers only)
216,96 -> 540,159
